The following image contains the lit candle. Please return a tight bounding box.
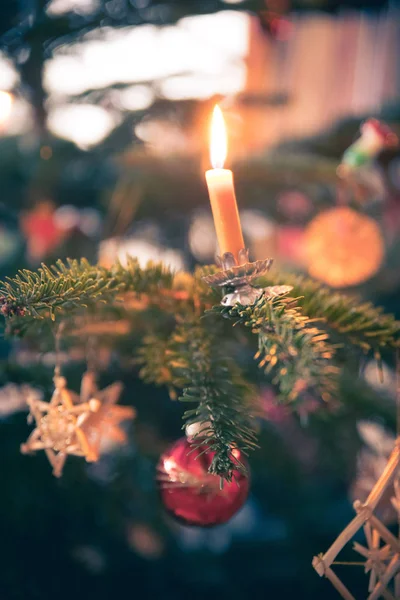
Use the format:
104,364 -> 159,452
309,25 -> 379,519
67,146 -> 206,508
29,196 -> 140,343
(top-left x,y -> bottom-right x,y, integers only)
205,105 -> 245,263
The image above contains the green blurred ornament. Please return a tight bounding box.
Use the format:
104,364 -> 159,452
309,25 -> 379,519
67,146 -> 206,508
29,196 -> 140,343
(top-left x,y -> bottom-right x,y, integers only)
0,224 -> 21,266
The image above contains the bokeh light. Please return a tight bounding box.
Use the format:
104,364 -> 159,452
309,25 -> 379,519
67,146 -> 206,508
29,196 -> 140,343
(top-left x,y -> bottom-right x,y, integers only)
47,0 -> 99,16
188,212 -> 217,261
99,237 -> 185,272
0,56 -> 19,91
44,12 -> 249,97
117,85 -> 155,111
0,91 -> 13,127
47,104 -> 117,148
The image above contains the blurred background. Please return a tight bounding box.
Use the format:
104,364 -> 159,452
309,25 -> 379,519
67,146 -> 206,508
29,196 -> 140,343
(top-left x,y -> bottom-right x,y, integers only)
1,0 -> 400,598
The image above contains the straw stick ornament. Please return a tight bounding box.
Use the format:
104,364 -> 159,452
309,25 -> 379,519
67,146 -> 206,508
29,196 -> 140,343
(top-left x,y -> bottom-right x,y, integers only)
312,355 -> 400,599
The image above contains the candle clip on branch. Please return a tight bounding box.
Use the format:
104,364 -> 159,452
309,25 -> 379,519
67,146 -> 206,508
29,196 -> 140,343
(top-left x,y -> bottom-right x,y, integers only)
202,248 -> 292,307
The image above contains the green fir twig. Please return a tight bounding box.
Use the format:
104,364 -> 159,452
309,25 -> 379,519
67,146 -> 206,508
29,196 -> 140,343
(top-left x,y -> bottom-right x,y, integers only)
255,271 -> 400,354
214,293 -> 339,404
168,319 -> 259,478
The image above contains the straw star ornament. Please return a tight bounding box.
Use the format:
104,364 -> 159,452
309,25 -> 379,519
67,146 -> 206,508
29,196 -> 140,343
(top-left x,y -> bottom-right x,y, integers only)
79,371 -> 136,459
21,371 -> 135,477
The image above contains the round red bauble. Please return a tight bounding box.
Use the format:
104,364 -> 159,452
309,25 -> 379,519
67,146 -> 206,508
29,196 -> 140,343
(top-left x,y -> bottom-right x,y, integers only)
156,437 -> 249,527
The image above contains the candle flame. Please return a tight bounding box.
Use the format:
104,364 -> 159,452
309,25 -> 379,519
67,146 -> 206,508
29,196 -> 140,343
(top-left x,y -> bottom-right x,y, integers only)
210,105 -> 227,169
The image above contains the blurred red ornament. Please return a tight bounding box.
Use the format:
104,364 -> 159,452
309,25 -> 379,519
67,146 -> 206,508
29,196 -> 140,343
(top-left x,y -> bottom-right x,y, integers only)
20,200 -> 65,263
277,225 -> 305,264
259,0 -> 293,40
156,437 -> 249,527
277,190 -> 312,220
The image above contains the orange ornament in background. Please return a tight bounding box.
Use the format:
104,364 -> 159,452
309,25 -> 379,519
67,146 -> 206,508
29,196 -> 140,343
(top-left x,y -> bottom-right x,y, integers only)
304,206 -> 384,288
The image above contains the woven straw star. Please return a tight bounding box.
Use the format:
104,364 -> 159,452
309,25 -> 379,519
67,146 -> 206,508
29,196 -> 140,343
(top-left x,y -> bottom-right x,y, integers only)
21,372 -> 135,477
79,371 -> 135,459
21,374 -> 101,477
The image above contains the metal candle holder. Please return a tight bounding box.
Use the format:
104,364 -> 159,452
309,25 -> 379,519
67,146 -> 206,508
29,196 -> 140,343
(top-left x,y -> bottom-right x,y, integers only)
202,248 -> 292,307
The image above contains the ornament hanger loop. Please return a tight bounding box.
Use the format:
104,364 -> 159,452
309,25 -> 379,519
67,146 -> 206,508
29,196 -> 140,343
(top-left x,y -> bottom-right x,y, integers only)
54,321 -> 66,382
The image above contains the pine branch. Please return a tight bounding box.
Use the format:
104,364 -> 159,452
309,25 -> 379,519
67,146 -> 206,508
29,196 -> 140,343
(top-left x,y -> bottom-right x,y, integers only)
214,293 -> 339,404
137,333 -> 181,400
2,257 -> 400,478
170,319 -> 259,478
3,258 -> 397,358
255,271 -> 400,354
138,318 -> 259,479
2,259 -> 398,397
0,257 -> 175,321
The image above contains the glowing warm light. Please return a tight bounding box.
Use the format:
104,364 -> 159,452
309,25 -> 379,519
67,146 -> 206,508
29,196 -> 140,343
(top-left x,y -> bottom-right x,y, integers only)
163,458 -> 176,473
118,85 -> 154,111
99,238 -> 185,271
0,55 -> 19,90
47,0 -> 98,16
47,104 -> 115,149
0,91 -> 13,126
45,13 -> 249,99
205,104 -> 244,260
210,105 -> 227,169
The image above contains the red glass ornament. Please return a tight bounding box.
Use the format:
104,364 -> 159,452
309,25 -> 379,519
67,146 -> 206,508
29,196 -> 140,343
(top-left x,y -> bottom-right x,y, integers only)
156,437 -> 249,527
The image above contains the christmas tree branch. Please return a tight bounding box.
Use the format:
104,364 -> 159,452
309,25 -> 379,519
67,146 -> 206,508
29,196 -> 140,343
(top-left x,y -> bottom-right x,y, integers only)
138,332 -> 181,399
2,257 -> 399,478
255,271 -> 400,354
138,319 -> 259,478
2,259 -> 399,389
166,319 -> 259,478
214,294 -> 339,404
0,258 -> 176,320
3,259 -> 398,354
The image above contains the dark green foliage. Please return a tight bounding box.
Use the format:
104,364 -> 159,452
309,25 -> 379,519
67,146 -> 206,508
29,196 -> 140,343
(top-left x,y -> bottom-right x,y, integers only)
138,325 -> 259,478
0,259 -> 117,321
169,319 -> 259,478
1,257 -> 399,479
138,333 -> 181,398
256,271 -> 400,355
0,257 -> 175,321
215,293 -> 339,404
